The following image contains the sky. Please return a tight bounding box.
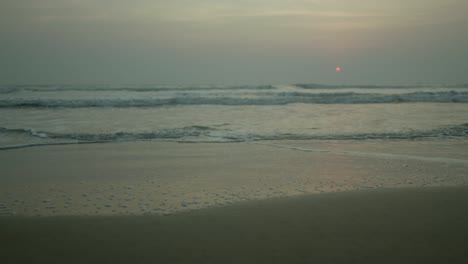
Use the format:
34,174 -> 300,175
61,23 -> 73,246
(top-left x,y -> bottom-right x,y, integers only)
1,0 -> 467,85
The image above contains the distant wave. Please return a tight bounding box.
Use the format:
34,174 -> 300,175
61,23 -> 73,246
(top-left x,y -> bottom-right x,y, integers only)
0,85 -> 275,94
1,91 -> 467,108
295,83 -> 468,89
1,124 -> 467,150
2,83 -> 468,93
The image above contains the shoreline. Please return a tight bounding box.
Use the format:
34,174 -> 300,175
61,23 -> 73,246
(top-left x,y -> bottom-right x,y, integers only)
1,139 -> 467,217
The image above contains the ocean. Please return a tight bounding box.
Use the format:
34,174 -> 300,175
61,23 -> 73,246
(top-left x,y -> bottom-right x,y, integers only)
1,83 -> 468,149
1,83 -> 468,219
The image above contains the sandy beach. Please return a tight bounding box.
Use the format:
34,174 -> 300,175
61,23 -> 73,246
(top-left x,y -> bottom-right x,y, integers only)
1,138 -> 468,263
1,139 -> 468,217
2,186 -> 468,263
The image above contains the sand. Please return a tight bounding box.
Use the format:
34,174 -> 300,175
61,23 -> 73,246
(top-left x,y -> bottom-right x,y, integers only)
1,186 -> 468,264
1,139 -> 468,263
0,139 -> 467,216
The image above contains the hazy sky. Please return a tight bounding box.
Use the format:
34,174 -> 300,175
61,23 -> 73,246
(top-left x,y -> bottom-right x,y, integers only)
1,0 -> 467,85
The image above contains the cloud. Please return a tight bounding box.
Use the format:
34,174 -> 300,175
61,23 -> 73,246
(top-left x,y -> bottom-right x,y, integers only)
2,0 -> 467,30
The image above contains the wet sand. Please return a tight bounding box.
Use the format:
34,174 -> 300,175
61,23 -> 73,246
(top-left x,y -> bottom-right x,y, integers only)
1,140 -> 468,263
2,186 -> 468,264
0,139 -> 467,216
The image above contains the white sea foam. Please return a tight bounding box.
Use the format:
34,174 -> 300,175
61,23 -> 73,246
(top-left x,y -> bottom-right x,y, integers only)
0,91 -> 467,108
1,123 -> 467,150
1,84 -> 468,149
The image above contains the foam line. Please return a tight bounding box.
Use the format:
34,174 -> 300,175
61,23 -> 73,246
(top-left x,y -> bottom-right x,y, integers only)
256,142 -> 468,165
1,91 -> 468,108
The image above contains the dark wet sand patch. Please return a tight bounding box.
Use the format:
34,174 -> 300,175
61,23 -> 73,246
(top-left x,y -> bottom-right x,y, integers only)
2,186 -> 468,263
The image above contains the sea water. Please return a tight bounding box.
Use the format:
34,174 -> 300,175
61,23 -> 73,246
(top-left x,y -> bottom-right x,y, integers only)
1,84 -> 468,149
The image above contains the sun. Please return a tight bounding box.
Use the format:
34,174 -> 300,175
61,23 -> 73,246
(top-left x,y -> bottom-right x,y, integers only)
335,67 -> 342,73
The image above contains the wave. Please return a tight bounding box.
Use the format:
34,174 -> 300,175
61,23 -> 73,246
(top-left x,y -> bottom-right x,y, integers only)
1,124 -> 467,150
295,83 -> 468,89
1,91 -> 467,108
0,85 -> 275,94
249,124 -> 468,140
0,126 -> 222,141
2,83 -> 468,93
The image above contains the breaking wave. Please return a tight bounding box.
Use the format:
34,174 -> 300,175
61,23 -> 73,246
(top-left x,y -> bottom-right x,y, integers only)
1,91 -> 467,108
295,83 -> 468,89
0,85 -> 275,94
1,124 -> 468,150
0,126 -> 222,141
